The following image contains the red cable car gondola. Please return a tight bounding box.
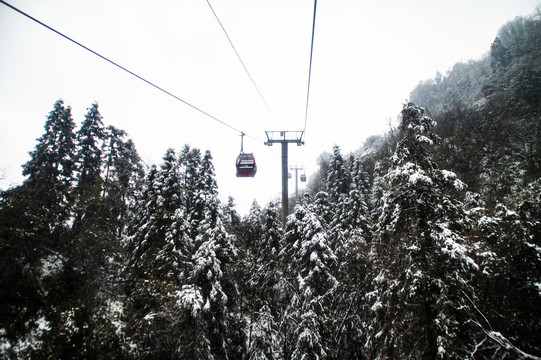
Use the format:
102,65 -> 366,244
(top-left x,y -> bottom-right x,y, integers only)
236,153 -> 257,177
236,132 -> 257,177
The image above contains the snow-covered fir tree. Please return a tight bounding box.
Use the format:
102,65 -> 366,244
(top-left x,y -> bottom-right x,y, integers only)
248,305 -> 280,360
327,145 -> 351,203
0,100 -> 77,358
474,191 -> 541,357
124,149 -> 193,358
74,102 -> 106,194
102,125 -> 144,233
189,207 -> 239,359
178,145 -> 204,239
22,99 -> 76,227
280,204 -> 338,359
367,102 -> 481,359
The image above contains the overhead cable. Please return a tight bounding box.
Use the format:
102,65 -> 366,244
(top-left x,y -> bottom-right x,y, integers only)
0,0 -> 259,139
303,0 -> 318,140
205,0 -> 277,123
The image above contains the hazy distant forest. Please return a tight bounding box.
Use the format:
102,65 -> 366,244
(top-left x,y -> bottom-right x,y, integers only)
1,10 -> 541,360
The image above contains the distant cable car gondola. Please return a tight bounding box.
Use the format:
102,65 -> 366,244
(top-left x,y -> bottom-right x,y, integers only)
236,153 -> 257,177
300,174 -> 307,182
236,132 -> 257,177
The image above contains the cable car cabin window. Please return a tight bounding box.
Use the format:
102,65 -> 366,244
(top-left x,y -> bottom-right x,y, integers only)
236,153 -> 257,177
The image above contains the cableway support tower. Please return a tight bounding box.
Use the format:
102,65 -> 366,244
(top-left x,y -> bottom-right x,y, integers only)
265,131 -> 304,224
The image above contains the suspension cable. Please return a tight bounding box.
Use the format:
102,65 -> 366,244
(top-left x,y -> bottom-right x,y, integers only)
303,0 -> 318,140
205,0 -> 277,123
0,0 -> 261,139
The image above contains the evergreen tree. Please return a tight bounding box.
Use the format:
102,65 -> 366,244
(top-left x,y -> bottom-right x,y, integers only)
125,149 -> 192,358
22,99 -> 76,228
102,126 -> 144,235
0,100 -> 77,356
475,191 -> 541,357
311,191 -> 333,226
367,103 -> 480,359
179,145 -> 204,239
246,201 -> 282,351
222,196 -> 241,234
327,145 -> 351,203
236,200 -> 264,354
41,102 -> 130,359
74,103 -> 106,195
281,205 -> 338,359
258,202 -> 283,297
327,157 -> 372,359
247,305 -> 280,359
197,150 -> 220,224
190,208 -> 238,359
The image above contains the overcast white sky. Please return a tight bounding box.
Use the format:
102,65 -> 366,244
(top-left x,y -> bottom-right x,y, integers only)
0,0 -> 539,214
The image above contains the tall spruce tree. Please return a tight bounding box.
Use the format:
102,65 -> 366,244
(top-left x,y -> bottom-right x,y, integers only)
0,100 -> 76,356
327,145 -> 351,203
179,145 -> 204,239
125,149 -> 192,358
247,304 -> 280,359
367,103 -> 480,359
102,126 -> 144,236
256,202 -> 282,308
22,99 -> 76,228
41,102 -> 127,359
328,156 -> 372,359
281,204 -> 338,359
190,208 -> 238,359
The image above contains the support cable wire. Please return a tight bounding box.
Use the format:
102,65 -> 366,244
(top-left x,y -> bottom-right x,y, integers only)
300,0 -> 318,177
205,0 -> 277,123
0,0 -> 263,141
303,0 -> 318,142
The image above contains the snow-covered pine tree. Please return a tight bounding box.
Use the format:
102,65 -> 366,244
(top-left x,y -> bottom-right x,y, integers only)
124,148 -> 193,358
22,99 -> 77,228
258,202 -> 283,294
102,125 -> 144,236
34,102 -> 128,359
474,190 -> 541,357
126,165 -> 159,268
74,103 -> 106,194
367,102 -> 480,359
178,145 -> 204,239
327,145 -> 351,203
221,196 -> 241,234
233,200 -> 265,354
311,191 -> 333,226
0,100 -> 77,357
280,204 -> 338,359
327,156 -> 373,359
70,102 -> 110,273
248,305 -> 280,359
245,202 -> 283,351
189,206 -> 239,359
192,150 -> 220,228
331,156 -> 372,252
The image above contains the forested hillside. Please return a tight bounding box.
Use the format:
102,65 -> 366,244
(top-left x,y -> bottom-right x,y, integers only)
1,11 -> 541,360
